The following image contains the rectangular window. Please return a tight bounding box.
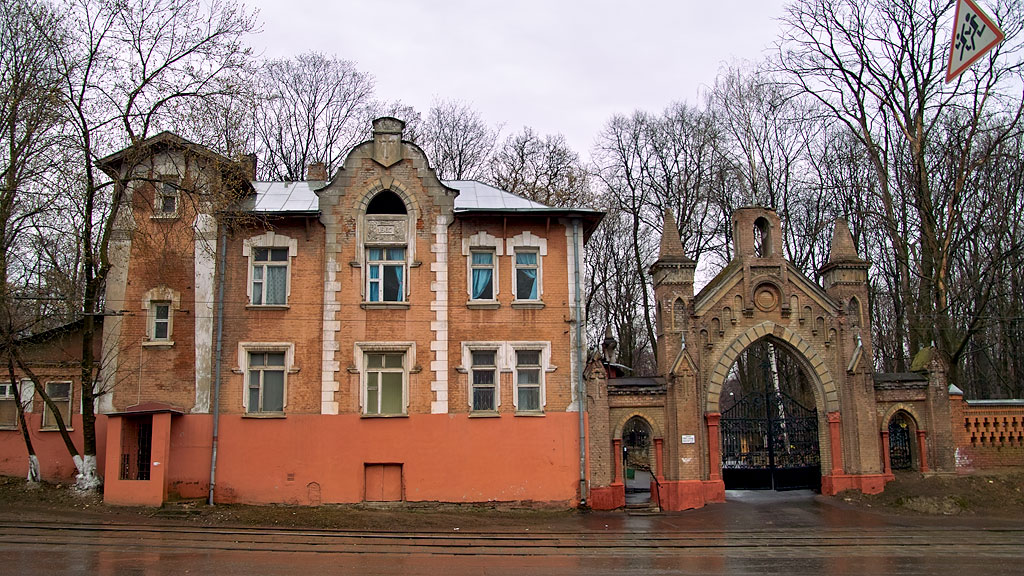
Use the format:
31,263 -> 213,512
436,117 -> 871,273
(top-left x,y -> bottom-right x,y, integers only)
252,247 -> 288,305
514,250 -> 539,300
42,381 -> 72,429
470,250 -> 495,300
515,350 -> 542,412
152,302 -> 171,340
155,181 -> 178,217
367,248 -> 405,302
365,352 -> 405,415
471,350 -> 497,412
0,382 -> 17,428
247,351 -> 285,413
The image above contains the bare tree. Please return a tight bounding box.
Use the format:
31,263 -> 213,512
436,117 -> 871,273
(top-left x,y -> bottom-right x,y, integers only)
777,0 -> 1024,381
487,126 -> 591,207
253,52 -> 375,181
419,99 -> 498,181
41,0 -> 256,490
0,0 -> 69,480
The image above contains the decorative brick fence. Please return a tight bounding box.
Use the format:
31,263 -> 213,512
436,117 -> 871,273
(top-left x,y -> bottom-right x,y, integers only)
950,389 -> 1024,470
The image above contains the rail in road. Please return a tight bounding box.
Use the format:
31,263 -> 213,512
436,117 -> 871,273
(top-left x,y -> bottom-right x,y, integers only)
1,519 -> 1021,558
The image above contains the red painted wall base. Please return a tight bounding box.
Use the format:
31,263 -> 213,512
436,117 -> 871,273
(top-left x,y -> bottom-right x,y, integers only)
656,480 -> 726,511
821,473 -> 894,495
589,483 -> 625,510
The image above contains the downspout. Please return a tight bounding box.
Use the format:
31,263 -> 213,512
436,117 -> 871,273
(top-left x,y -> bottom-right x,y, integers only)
573,219 -> 587,506
207,224 -> 227,506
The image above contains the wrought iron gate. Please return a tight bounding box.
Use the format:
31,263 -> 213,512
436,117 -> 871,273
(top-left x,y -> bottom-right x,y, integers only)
721,384 -> 821,491
888,415 -> 912,470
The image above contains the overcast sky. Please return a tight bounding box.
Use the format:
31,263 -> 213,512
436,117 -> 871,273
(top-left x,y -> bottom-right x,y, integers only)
247,0 -> 792,155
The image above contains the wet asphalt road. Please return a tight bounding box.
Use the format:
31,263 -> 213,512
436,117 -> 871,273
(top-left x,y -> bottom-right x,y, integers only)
1,491 -> 1022,575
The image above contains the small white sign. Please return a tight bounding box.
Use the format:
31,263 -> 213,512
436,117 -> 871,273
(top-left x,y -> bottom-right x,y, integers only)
946,0 -> 1005,83
681,435 -> 696,444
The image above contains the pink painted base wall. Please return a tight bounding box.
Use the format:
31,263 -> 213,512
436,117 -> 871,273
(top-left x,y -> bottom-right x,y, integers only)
167,412 -> 582,505
0,414 -> 107,483
3,413 -> 582,506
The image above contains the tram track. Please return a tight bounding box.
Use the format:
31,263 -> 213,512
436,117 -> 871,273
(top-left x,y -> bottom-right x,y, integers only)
1,520 -> 1021,557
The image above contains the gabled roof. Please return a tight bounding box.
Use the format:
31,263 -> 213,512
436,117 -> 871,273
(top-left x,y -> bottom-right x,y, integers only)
96,131 -> 232,173
693,259 -> 840,317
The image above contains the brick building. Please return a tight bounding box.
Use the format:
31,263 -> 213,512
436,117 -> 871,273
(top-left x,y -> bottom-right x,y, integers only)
4,121 -> 1016,509
0,118 -> 602,506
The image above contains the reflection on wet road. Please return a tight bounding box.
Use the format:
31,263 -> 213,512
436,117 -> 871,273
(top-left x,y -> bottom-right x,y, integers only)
2,491 -> 1021,575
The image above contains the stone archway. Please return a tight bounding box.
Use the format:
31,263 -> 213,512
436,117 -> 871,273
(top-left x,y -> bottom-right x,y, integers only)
705,321 -> 839,482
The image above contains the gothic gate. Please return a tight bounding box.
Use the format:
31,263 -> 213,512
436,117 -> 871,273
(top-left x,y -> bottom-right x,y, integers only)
720,354 -> 821,491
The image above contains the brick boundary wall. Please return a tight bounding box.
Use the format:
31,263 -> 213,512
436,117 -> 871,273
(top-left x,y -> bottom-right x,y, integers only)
951,393 -> 1024,470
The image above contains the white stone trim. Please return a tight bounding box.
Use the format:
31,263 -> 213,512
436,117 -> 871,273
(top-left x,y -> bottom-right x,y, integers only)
509,341 -> 551,412
462,231 -> 503,301
354,341 -> 416,415
564,219 -> 582,412
235,342 -> 297,412
507,231 -> 547,302
242,231 -> 298,304
460,341 -> 507,411
193,214 -> 217,413
430,214 -> 452,413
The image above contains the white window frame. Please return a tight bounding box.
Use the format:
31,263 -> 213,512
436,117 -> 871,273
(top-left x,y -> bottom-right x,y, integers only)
41,381 -> 73,430
152,178 -> 179,219
141,286 -> 181,345
0,381 -> 17,429
355,342 -> 414,416
510,342 -> 551,414
151,301 -> 172,341
461,342 -> 505,413
365,247 -> 407,303
462,231 -> 503,304
243,232 -> 298,307
236,342 -> 297,415
506,231 -> 547,304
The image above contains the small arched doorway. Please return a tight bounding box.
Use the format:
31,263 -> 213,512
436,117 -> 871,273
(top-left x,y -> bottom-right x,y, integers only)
888,412 -> 914,470
622,416 -> 654,503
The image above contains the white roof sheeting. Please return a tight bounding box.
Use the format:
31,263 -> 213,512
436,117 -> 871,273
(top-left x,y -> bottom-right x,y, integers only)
247,181 -> 322,213
244,179 -> 597,215
445,180 -> 551,210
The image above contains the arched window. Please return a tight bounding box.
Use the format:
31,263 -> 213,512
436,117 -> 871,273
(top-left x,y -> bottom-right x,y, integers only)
752,217 -> 772,257
847,297 -> 862,328
362,190 -> 410,303
366,190 -> 407,215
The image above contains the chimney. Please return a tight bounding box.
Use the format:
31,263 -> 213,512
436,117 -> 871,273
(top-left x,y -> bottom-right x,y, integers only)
307,162 -> 327,181
237,153 -> 257,179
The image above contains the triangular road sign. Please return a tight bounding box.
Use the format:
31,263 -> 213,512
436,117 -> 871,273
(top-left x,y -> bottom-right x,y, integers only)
946,0 -> 1005,83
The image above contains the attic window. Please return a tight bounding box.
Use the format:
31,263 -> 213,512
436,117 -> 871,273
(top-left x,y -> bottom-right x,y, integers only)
151,178 -> 180,218
366,190 -> 406,215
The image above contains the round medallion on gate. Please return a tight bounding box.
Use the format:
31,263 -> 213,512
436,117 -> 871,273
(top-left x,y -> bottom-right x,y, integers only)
754,283 -> 779,312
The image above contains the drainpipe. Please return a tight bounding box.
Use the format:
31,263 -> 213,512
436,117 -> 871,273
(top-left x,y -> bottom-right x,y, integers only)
573,219 -> 587,506
207,224 -> 228,506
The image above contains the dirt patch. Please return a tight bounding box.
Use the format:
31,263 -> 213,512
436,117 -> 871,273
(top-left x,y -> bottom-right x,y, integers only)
0,475 -> 579,531
834,470 -> 1024,517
